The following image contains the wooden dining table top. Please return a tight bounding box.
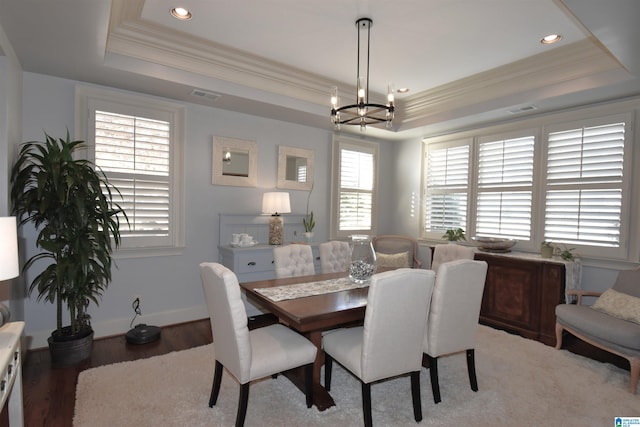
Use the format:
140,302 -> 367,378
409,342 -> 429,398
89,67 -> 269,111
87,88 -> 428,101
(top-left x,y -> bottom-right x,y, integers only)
240,270 -> 371,333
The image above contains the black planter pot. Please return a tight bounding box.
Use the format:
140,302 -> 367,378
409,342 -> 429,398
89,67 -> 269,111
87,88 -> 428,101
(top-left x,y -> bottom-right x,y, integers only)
47,326 -> 94,366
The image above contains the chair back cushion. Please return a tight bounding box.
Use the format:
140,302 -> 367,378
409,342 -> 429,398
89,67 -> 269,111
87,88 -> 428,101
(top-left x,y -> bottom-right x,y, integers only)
361,268 -> 436,383
319,241 -> 350,273
431,244 -> 476,273
424,259 -> 488,357
199,262 -> 251,381
612,268 -> 640,298
372,234 -> 421,268
273,244 -> 315,278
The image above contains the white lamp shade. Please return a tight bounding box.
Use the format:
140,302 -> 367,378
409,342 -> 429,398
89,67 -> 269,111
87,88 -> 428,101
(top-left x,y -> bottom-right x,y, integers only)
262,192 -> 291,215
0,217 -> 19,281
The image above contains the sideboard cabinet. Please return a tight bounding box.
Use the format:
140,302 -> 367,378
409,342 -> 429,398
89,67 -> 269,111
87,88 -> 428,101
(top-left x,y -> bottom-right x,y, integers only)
474,252 -> 566,346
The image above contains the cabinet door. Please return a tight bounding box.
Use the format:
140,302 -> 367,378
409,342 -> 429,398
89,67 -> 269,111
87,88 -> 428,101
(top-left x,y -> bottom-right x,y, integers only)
479,256 -> 541,338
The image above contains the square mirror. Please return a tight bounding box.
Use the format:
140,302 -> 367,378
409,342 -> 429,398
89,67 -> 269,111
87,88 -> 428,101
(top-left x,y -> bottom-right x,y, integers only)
212,136 -> 258,187
277,146 -> 314,191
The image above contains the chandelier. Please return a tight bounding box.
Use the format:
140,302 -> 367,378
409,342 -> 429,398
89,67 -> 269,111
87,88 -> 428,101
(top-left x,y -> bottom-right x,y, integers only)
330,18 -> 394,131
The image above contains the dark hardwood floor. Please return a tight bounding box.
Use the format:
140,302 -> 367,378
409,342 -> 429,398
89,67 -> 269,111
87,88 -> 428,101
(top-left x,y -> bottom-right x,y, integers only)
2,317 -> 630,427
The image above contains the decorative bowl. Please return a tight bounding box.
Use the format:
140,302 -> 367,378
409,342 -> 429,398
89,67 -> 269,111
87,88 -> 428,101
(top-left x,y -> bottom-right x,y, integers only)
471,237 -> 517,252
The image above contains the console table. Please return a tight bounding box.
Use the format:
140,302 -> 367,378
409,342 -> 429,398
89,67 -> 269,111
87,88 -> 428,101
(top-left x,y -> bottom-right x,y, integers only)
474,252 -> 574,346
0,321 -> 24,427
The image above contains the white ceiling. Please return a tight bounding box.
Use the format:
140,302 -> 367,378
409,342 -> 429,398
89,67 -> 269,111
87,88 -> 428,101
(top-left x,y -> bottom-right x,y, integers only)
1,0 -> 639,140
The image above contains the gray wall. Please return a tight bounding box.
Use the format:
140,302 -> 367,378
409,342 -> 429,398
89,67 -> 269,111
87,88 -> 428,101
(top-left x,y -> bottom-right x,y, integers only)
15,72 -> 399,348
6,69 -> 629,349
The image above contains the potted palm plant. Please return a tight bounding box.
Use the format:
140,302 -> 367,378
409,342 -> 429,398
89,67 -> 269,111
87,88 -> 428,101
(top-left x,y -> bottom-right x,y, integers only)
10,132 -> 125,366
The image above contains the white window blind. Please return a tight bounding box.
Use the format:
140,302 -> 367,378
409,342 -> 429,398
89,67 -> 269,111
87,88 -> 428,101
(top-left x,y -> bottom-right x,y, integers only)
424,143 -> 469,232
545,122 -> 625,247
476,135 -> 534,239
95,111 -> 171,238
339,148 -> 374,231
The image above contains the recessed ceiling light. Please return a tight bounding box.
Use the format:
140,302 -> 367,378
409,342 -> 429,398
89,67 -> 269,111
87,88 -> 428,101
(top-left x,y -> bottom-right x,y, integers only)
397,88 -> 410,94
171,7 -> 192,21
540,34 -> 562,44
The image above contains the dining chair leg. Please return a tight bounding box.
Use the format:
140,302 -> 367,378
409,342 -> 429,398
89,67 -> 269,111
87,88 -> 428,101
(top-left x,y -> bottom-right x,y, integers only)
361,382 -> 373,427
236,383 -> 250,427
410,371 -> 423,422
466,349 -> 478,392
427,355 -> 441,404
304,363 -> 314,408
209,360 -> 224,407
324,354 -> 333,391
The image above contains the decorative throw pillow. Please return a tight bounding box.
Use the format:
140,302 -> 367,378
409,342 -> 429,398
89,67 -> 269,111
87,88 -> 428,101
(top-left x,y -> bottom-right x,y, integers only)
591,288 -> 640,325
376,251 -> 411,268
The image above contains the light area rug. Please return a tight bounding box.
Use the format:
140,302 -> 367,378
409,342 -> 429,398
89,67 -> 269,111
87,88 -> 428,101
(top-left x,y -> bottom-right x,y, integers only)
73,325 -> 638,427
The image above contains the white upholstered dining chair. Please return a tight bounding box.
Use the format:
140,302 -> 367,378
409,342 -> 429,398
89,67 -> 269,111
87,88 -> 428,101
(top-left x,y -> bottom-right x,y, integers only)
319,240 -> 350,273
322,268 -> 436,427
430,243 -> 476,274
273,243 -> 315,278
423,258 -> 488,403
199,262 -> 317,427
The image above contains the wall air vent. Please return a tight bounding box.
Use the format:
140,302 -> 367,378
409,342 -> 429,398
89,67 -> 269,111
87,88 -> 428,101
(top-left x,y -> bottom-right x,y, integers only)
508,105 -> 538,114
190,89 -> 222,102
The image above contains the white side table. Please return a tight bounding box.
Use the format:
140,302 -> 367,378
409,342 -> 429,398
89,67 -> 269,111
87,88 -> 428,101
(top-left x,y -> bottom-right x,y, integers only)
0,321 -> 24,427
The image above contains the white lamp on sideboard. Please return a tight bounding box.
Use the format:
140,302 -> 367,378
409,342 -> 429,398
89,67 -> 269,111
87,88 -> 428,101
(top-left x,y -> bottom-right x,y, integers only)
262,192 -> 291,245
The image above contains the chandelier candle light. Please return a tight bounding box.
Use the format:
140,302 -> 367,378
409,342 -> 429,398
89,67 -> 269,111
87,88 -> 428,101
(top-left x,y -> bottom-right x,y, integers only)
331,18 -> 395,131
262,192 -> 291,245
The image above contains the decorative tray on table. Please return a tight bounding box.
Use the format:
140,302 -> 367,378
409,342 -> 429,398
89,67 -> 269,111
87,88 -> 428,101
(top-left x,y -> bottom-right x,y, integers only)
471,237 -> 517,253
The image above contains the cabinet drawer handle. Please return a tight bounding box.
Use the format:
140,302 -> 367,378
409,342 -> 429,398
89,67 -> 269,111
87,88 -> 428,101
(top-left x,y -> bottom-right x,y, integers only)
247,261 -> 256,266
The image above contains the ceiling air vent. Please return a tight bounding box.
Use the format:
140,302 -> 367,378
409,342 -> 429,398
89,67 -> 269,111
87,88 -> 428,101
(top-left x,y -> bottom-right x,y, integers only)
508,105 -> 537,114
190,89 -> 222,102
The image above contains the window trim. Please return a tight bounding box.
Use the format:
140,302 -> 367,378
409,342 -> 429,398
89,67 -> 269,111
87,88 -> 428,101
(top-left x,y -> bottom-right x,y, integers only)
330,135 -> 379,239
421,99 -> 638,263
75,85 -> 185,257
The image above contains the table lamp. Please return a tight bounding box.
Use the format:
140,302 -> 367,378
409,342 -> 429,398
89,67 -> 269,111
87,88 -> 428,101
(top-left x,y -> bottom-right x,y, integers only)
0,217 -> 19,326
262,192 -> 291,245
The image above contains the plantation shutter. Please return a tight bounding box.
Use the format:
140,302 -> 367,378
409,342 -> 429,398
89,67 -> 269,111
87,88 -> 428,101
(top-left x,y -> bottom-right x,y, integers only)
476,135 -> 534,239
424,143 -> 469,231
544,121 -> 625,247
339,148 -> 374,231
94,111 -> 171,238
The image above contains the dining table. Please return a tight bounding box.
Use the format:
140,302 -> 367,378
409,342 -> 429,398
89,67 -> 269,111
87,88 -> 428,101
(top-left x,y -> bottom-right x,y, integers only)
240,270 -> 380,411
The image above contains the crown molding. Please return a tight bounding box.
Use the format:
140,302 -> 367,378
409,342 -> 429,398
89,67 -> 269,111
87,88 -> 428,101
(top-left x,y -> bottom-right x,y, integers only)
106,1 -> 628,133
401,39 -> 624,125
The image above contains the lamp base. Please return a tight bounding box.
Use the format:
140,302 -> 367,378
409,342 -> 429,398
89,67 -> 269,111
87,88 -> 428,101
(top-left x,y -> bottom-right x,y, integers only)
268,215 -> 284,245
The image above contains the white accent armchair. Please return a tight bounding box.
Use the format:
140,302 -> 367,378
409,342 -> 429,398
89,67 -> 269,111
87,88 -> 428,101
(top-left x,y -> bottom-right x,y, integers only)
273,243 -> 315,278
423,259 -> 488,403
372,234 -> 422,268
430,243 -> 476,274
319,240 -> 350,273
199,262 -> 317,426
322,268 -> 436,427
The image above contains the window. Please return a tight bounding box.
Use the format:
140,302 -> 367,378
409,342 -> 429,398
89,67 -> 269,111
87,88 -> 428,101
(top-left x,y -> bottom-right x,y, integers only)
76,86 -> 185,255
330,135 -> 378,238
476,133 -> 535,239
424,140 -> 469,233
544,117 -> 627,249
422,105 -> 634,261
